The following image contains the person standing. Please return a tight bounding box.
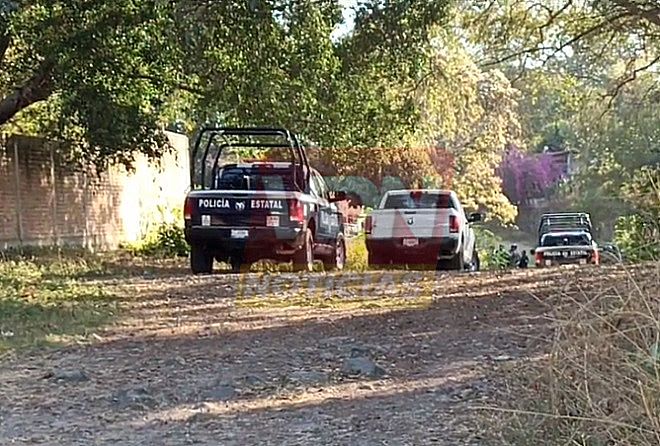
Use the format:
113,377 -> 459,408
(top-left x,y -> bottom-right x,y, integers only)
509,244 -> 521,268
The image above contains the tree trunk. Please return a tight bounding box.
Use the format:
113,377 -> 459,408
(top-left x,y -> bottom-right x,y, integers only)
0,66 -> 52,127
0,33 -> 9,68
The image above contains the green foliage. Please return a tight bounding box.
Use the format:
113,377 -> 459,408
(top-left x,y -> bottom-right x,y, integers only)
473,226 -> 509,270
614,215 -> 660,262
126,222 -> 189,258
346,233 -> 368,272
0,254 -> 116,352
614,166 -> 660,261
1,0 -> 179,167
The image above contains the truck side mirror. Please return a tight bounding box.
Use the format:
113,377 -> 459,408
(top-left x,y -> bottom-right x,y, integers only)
329,190 -> 347,203
467,212 -> 482,223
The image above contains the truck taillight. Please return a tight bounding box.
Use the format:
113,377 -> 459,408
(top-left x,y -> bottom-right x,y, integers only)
449,215 -> 459,233
289,200 -> 305,223
535,251 -> 544,263
365,215 -> 373,234
184,197 -> 193,221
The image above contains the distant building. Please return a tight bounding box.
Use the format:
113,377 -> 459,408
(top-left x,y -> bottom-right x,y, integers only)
542,145 -> 576,177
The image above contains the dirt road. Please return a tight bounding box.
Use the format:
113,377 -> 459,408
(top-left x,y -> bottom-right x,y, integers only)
0,266 -> 625,445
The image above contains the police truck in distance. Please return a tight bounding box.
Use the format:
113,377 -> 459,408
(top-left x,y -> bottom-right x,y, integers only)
183,127 -> 348,274
532,212 -> 600,267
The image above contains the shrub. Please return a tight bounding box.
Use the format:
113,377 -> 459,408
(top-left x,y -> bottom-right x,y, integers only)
614,214 -> 660,262
346,233 -> 368,271
614,166 -> 660,262
125,222 -> 189,258
474,226 -> 509,270
497,265 -> 660,445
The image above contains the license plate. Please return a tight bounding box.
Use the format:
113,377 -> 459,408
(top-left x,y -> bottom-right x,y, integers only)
545,260 -> 552,266
231,229 -> 249,239
403,238 -> 419,247
266,216 -> 280,227
201,215 -> 211,226
579,258 -> 587,265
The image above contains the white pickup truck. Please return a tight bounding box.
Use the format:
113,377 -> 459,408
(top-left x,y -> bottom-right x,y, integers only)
364,189 -> 482,270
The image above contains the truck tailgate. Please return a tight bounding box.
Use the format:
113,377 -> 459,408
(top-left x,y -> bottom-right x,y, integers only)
187,190 -> 307,227
536,245 -> 595,264
370,209 -> 454,239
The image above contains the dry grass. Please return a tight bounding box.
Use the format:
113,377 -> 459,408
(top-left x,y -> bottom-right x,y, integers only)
491,263 -> 660,445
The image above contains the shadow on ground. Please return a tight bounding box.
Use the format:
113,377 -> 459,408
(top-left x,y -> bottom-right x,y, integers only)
0,264 -> 639,445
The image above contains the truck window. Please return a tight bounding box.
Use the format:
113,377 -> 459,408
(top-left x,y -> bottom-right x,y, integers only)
215,166 -> 295,191
310,172 -> 328,199
383,192 -> 454,209
541,234 -> 591,247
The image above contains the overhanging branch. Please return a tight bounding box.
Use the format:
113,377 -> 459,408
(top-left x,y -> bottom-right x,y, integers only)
603,54 -> 660,111
0,61 -> 53,127
611,0 -> 660,27
480,10 -> 631,68
127,73 -> 209,97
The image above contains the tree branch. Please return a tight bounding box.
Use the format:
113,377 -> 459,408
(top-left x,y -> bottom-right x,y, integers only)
127,73 -> 208,97
480,46 -> 555,68
0,62 -> 53,126
480,10 -> 631,68
0,32 -> 9,68
611,0 -> 660,27
603,54 -> 660,111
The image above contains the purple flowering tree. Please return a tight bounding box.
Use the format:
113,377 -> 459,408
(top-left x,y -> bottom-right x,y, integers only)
498,146 -> 565,205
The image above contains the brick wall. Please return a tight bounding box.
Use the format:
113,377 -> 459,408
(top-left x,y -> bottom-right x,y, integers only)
0,131 -> 190,251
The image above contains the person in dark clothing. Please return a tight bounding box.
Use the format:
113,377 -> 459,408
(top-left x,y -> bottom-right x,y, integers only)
518,250 -> 529,268
509,244 -> 521,268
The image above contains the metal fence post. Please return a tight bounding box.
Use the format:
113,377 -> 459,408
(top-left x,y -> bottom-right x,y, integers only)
50,143 -> 59,246
13,139 -> 23,245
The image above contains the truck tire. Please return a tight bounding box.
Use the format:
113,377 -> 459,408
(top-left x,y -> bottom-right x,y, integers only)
293,228 -> 314,272
470,249 -> 480,272
324,235 -> 346,272
448,251 -> 465,271
230,256 -> 251,274
190,245 -> 213,274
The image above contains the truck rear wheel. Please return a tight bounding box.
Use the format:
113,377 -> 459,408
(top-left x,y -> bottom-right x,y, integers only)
324,235 -> 346,272
293,228 -> 314,272
190,245 -> 213,274
447,251 -> 465,271
230,256 -> 251,274
470,249 -> 480,272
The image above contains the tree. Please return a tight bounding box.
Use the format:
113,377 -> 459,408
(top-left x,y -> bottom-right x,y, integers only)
0,0 -> 184,166
459,0 -> 660,99
412,30 -> 522,223
498,146 -> 565,205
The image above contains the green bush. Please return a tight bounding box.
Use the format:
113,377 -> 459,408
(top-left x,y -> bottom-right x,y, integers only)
0,255 -> 116,352
474,226 -> 509,270
614,214 -> 660,262
346,233 -> 368,271
125,222 -> 189,258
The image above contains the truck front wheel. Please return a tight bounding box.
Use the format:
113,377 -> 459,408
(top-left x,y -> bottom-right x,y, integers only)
293,228 -> 315,272
190,245 -> 213,274
324,235 -> 346,271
